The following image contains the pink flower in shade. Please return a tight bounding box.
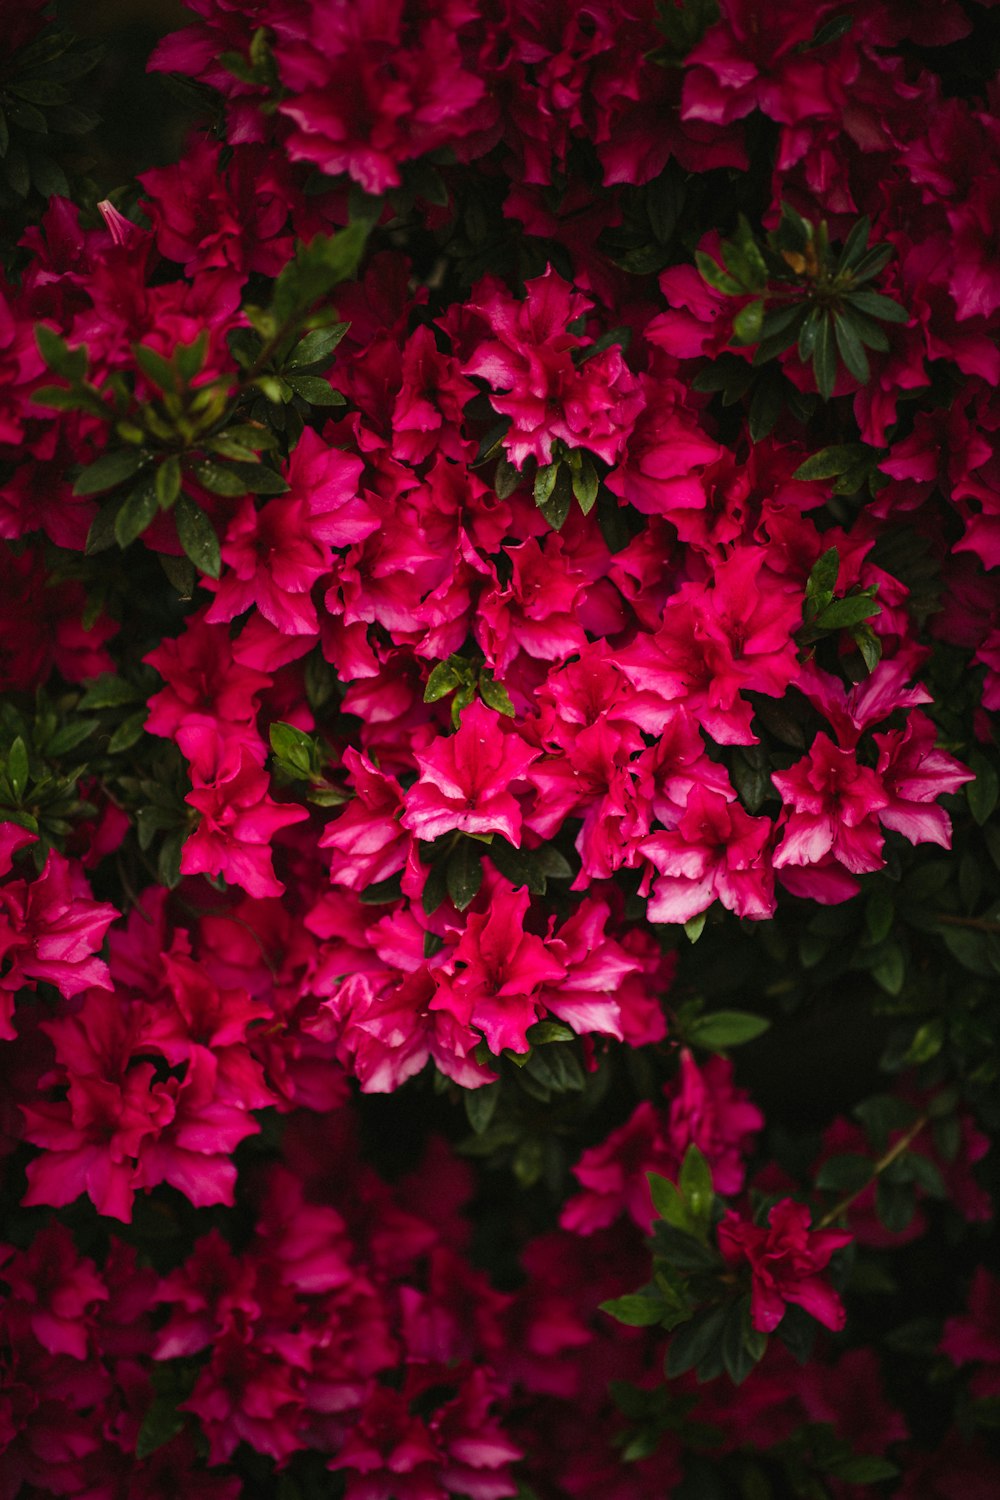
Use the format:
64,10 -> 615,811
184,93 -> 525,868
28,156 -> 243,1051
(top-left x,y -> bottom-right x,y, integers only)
561,1051 -> 762,1234
20,989 -> 172,1221
605,373 -> 724,518
133,1048 -> 261,1209
144,610 -> 272,741
941,1267 -> 1000,1399
681,0 -> 850,127
434,882 -> 565,1055
139,137 -> 296,282
392,323 -> 480,466
401,698 -> 539,846
320,747 -> 411,892
873,711 -> 974,849
717,1199 -> 852,1333
0,546 -> 117,693
182,1312 -> 307,1466
475,535 -> 587,674
640,785 -> 775,924
0,1223 -> 107,1360
276,0 -> 489,195
334,968 -> 496,1094
0,852 -> 118,1039
0,822 -> 36,878
177,723 -> 309,899
461,266 -> 645,468
665,1050 -> 764,1197
772,734 -> 889,879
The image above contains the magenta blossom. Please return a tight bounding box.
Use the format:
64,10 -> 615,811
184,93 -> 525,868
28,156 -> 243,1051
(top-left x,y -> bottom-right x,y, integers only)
641,786 -> 775,924
401,698 -> 539,846
717,1199 -> 853,1333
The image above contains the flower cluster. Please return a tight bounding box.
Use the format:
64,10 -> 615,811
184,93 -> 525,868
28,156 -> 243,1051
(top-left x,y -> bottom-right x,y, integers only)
0,0 -> 999,1493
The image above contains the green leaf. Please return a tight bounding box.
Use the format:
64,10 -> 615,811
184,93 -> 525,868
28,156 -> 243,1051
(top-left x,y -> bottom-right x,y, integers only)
7,737 -> 28,801
135,1398 -> 185,1460
812,314 -> 837,400
270,221 -> 371,329
731,300 -> 764,345
805,544 -> 840,604
35,324 -> 88,380
447,840 -> 483,912
901,1016 -> 945,1066
155,455 -> 182,511
287,323 -> 349,369
834,313 -> 870,384
286,374 -> 345,406
686,1010 -> 770,1049
684,911 -> 707,943
107,711 -> 148,755
797,305 -> 824,363
794,446 -> 870,482
871,942 -> 905,997
648,1172 -> 686,1228
844,289 -> 908,323
269,722 -> 316,778
174,494 -> 220,578
721,1298 -> 762,1385
854,624 -> 882,674
78,674 -> 142,710
831,1456 -> 898,1485
191,460 -> 250,497
479,674 -> 515,716
836,215 -> 872,275
132,343 -> 177,393
114,477 -> 159,549
847,243 -> 895,284
534,462 -> 560,507
679,1145 -> 714,1229
537,464 -> 573,531
694,252 -> 743,297
665,1303 -> 730,1379
600,1294 -> 666,1328
73,448 -> 147,496
814,593 -> 881,630
465,1082 -> 500,1134
571,454 -> 600,514
85,497 -> 124,555
967,752 -> 999,826
424,661 -> 462,703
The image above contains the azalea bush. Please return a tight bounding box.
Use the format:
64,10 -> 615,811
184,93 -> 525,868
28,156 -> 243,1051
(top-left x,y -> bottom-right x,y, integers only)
2,0 -> 1000,1495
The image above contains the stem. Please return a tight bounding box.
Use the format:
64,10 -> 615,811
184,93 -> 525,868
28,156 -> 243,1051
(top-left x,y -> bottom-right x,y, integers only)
933,912 -> 1000,933
816,1112 -> 930,1229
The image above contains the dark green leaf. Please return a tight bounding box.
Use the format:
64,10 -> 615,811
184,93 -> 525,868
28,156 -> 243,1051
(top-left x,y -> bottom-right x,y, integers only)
287,323 -> 350,369
805,544 -> 840,600
834,313 -> 870,384
114,477 -> 159,549
133,343 -> 177,393
967,752 -> 998,826
286,374 -> 345,405
835,215 -> 871,275
5,144 -> 30,197
270,221 -> 371,329
815,1154 -> 872,1194
831,1457 -> 898,1485
156,456 -> 182,511
73,448 -> 147,496
447,840 -> 483,912
797,305 -> 823,362
721,1298 -> 761,1385
534,462 -> 559,507
679,1145 -> 714,1228
870,942 -> 905,996
107,711 -> 148,755
665,1303 -> 730,1379
465,1082 -> 500,1134
844,289 -> 908,323
360,873 -> 404,905
85,497 -> 124,555
571,454 -> 600,514
686,1010 -> 770,1049
812,314 -> 837,399
35,324 -> 87,381
135,1398 -> 185,1460
174,494 -> 220,578
78,675 -> 142,710
847,243 -> 895,284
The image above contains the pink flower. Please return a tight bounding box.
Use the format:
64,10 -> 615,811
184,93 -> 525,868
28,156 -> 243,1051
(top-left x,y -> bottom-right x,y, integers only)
462,266 -> 644,468
401,698 -> 539,846
0,852 -> 118,1038
321,747 -> 411,891
178,723 -> 309,899
717,1199 -> 852,1333
873,710 -> 973,848
772,734 -> 889,878
276,0 -> 489,194
434,882 -> 565,1055
0,1223 -> 107,1360
641,786 -> 775,924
